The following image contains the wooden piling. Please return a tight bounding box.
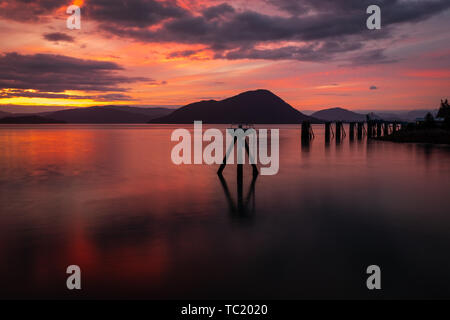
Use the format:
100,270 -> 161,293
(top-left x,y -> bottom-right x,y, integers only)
302,121 -> 312,144
357,122 -> 363,139
383,123 -> 389,136
218,125 -> 258,177
325,122 -> 331,142
367,121 -> 372,138
377,123 -> 382,137
349,122 -> 355,140
336,122 -> 342,142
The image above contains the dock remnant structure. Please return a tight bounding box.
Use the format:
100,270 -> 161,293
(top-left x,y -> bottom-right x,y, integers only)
335,122 -> 346,143
301,120 -> 408,145
218,124 -> 259,178
325,122 -> 334,142
357,122 -> 364,139
377,123 -> 382,137
384,123 -> 389,136
367,121 -> 374,139
301,121 -> 315,144
349,122 -> 355,140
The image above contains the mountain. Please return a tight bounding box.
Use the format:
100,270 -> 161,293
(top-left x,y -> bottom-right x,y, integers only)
353,109 -> 438,122
102,106 -> 174,118
372,112 -> 404,122
150,90 -> 319,124
312,107 -> 367,122
0,115 -> 66,124
0,111 -> 10,119
0,105 -> 75,114
401,109 -> 438,121
44,106 -> 174,124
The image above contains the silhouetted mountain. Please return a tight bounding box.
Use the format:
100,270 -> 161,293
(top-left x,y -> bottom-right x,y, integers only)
354,109 -> 438,122
150,90 -> 319,124
45,106 -> 174,123
0,111 -> 10,119
312,107 -> 366,122
103,106 -> 174,118
372,113 -> 403,122
402,109 -> 438,121
0,115 -> 66,124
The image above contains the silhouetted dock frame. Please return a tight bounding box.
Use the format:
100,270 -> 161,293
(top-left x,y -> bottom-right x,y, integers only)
301,120 -> 406,143
217,124 -> 259,177
217,124 -> 258,219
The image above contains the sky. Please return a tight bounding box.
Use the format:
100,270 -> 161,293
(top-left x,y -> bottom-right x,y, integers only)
0,0 -> 449,112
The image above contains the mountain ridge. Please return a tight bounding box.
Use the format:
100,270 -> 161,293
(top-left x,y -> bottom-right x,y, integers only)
42,106 -> 174,124
312,107 -> 367,122
150,89 -> 320,124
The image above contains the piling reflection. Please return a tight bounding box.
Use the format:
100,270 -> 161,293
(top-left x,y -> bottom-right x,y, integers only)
218,172 -> 257,220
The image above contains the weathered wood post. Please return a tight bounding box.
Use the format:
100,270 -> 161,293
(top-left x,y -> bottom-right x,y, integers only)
349,122 -> 355,140
357,122 -> 363,139
302,121 -> 312,145
325,122 -> 331,142
335,122 -> 342,143
392,122 -> 398,134
367,121 -> 373,139
383,122 -> 389,136
377,122 -> 382,137
218,125 -> 258,177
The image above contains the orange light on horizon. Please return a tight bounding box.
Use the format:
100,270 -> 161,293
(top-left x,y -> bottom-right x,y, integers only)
0,96 -> 131,108
72,0 -> 85,7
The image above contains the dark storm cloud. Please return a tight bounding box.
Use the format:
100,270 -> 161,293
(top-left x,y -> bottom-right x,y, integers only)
1,0 -> 449,63
0,0 -> 69,21
167,50 -> 199,58
221,41 -> 364,61
0,52 -> 149,93
202,3 -> 236,20
85,0 -> 187,28
92,0 -> 449,43
347,49 -> 398,66
266,0 -> 450,22
43,32 -> 75,42
90,0 -> 448,63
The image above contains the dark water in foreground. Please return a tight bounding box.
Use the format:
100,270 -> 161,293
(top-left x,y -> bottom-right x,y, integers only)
1,124 -> 450,299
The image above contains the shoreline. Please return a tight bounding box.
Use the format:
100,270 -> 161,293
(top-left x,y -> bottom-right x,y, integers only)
376,128 -> 450,145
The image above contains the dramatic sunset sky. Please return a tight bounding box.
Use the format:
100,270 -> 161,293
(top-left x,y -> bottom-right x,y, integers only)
0,0 -> 449,112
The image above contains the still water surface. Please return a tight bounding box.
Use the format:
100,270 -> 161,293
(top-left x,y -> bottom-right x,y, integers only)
1,124 -> 450,299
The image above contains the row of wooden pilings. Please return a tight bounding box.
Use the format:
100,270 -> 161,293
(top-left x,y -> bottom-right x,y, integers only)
301,121 -> 403,143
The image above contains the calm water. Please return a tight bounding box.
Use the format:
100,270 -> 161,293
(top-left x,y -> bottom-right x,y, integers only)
1,124 -> 450,299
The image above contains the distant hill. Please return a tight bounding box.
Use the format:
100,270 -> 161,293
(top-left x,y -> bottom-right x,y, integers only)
44,106 -> 174,124
0,115 -> 66,124
400,109 -> 438,121
102,106 -> 174,118
312,107 -> 367,122
150,90 -> 319,124
353,109 -> 438,122
0,111 -> 10,119
372,112 -> 403,122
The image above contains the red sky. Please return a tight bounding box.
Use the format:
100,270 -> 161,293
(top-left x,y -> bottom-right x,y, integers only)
0,0 -> 449,111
